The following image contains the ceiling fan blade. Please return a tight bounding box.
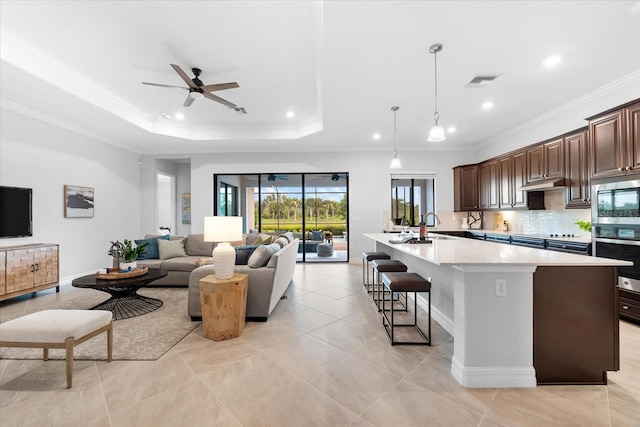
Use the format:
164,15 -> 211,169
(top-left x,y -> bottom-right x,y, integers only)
142,82 -> 188,90
199,82 -> 239,92
170,64 -> 198,89
183,94 -> 195,107
203,92 -> 236,108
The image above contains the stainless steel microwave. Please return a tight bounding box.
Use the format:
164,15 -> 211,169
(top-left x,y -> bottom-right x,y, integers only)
592,179 -> 640,226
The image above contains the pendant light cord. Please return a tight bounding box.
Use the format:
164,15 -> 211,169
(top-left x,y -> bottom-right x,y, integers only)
433,50 -> 439,122
392,106 -> 399,155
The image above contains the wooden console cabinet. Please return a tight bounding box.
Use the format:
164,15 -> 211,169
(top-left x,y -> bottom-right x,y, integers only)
0,244 -> 59,301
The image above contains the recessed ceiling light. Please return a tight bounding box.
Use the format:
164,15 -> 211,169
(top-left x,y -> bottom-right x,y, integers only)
373,133 -> 381,140
174,112 -> 185,120
544,55 -> 562,67
447,127 -> 456,133
286,111 -> 295,118
482,101 -> 494,110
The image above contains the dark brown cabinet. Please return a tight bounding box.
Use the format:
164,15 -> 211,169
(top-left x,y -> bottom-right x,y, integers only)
453,164 -> 479,212
526,138 -> 564,183
565,129 -> 591,208
479,160 -> 499,210
589,101 -> 640,179
499,150 -> 527,209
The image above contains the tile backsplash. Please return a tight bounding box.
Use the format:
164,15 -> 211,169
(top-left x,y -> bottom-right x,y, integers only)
451,188 -> 592,237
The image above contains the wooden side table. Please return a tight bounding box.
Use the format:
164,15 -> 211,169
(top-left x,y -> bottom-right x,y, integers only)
199,273 -> 248,341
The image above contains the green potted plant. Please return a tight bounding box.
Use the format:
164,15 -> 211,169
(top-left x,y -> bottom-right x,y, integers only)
108,239 -> 148,271
574,220 -> 592,233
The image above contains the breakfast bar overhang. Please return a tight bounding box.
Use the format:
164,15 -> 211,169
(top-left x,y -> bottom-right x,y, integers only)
364,233 -> 631,388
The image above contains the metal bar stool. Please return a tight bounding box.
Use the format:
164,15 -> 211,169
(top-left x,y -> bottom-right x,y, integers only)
371,259 -> 407,312
362,252 -> 390,293
380,272 -> 431,346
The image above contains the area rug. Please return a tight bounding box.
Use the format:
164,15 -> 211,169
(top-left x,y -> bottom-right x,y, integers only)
0,288 -> 200,361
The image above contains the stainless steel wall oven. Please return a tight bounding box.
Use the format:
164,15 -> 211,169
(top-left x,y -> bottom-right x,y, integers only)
592,178 -> 640,323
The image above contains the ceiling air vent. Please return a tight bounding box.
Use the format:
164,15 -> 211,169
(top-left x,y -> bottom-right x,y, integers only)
465,74 -> 500,88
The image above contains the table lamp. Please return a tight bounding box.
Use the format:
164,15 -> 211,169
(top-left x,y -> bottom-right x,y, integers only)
204,216 -> 243,279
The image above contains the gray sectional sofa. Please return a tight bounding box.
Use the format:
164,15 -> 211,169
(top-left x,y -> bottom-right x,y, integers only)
188,237 -> 299,321
136,234 -> 216,287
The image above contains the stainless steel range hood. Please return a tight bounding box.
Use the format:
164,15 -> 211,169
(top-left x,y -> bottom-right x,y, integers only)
518,178 -> 565,191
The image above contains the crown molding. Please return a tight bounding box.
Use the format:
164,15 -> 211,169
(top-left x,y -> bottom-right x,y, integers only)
478,70 -> 640,151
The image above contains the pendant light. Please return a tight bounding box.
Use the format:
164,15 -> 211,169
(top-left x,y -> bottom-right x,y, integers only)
390,106 -> 401,169
427,43 -> 446,142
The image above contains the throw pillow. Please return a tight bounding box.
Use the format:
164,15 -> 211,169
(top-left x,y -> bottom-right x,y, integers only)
274,236 -> 288,248
135,235 -> 169,260
311,230 -> 323,241
276,232 -> 295,243
247,243 -> 280,268
253,233 -> 273,245
158,237 -> 187,259
234,245 -> 259,265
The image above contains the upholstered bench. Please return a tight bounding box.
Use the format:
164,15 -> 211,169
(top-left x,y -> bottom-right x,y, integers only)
0,310 -> 113,388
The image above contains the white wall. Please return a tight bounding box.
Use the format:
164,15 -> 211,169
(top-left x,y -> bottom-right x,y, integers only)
184,149 -> 475,261
0,109 -> 141,283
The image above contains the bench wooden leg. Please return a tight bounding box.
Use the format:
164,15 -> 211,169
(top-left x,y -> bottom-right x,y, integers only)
107,322 -> 113,362
43,348 -> 48,361
65,337 -> 74,389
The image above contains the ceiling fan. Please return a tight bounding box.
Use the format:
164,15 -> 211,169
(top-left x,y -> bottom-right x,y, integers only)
142,64 -> 240,109
267,174 -> 288,182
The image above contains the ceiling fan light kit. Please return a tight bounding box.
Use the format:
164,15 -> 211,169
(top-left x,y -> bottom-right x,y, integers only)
427,43 -> 446,143
390,106 -> 402,169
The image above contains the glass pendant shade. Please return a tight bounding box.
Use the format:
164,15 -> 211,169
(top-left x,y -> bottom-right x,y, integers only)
390,154 -> 401,169
427,124 -> 446,142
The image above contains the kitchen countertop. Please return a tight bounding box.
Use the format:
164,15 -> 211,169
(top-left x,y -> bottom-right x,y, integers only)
365,232 -> 628,267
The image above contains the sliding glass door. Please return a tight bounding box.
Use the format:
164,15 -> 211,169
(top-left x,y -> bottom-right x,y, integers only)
214,173 -> 349,263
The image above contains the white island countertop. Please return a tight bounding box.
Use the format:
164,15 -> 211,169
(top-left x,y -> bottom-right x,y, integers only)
364,233 -> 631,267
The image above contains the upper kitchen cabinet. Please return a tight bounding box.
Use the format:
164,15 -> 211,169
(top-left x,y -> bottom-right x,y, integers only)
526,138 -> 565,183
565,129 -> 591,208
479,160 -> 499,210
499,150 -> 528,209
589,101 -> 640,179
453,164 -> 479,212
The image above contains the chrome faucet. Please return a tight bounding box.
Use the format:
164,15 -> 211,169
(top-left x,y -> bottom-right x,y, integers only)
423,212 -> 441,227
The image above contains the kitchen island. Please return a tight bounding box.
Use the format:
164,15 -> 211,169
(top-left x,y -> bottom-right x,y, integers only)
364,232 -> 631,388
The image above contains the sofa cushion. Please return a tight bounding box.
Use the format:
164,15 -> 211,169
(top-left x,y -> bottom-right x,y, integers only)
235,245 -> 259,265
248,243 -> 280,268
135,235 -> 170,260
161,256 -> 200,272
311,230 -> 323,241
158,237 -> 187,259
136,258 -> 163,269
185,234 -> 216,256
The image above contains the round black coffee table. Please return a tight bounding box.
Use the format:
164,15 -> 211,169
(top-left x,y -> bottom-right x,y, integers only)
72,268 -> 168,320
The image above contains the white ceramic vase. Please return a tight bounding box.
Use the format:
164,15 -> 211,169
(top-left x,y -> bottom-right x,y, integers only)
460,217 -> 470,230
119,261 -> 137,271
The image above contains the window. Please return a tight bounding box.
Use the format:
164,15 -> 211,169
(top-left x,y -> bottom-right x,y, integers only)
218,182 -> 238,216
391,174 -> 436,226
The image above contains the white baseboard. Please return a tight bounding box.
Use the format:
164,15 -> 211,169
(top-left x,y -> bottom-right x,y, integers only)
451,356 -> 537,388
414,294 -> 454,337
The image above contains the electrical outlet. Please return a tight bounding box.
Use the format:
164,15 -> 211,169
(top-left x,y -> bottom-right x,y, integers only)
495,279 -> 507,297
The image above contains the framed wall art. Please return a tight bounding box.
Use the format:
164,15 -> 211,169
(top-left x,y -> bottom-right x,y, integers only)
181,193 -> 191,224
64,185 -> 94,218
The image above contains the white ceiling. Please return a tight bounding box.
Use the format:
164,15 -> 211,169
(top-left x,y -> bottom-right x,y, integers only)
1,1 -> 639,155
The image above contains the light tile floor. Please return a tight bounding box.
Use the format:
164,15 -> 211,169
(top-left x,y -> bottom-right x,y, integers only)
1,262 -> 639,426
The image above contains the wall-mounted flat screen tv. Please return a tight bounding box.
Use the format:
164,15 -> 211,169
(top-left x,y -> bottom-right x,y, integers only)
0,186 -> 33,238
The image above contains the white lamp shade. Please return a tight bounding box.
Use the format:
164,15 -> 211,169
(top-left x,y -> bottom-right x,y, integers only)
204,216 -> 243,242
390,157 -> 402,169
427,125 -> 446,142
